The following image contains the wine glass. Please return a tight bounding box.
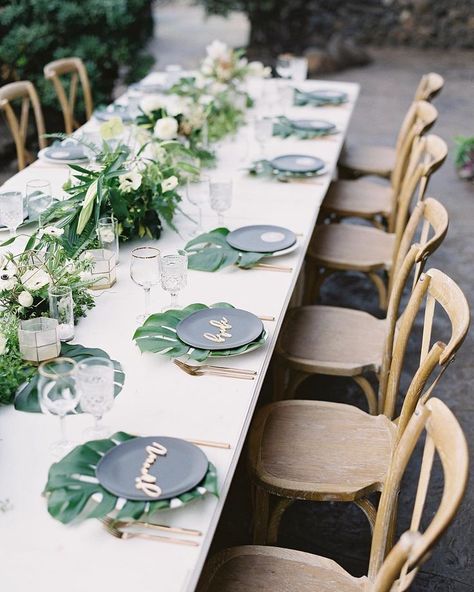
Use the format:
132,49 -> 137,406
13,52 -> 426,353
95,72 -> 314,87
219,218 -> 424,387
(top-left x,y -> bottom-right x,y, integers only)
276,55 -> 292,80
77,357 -> 115,438
254,117 -> 274,159
210,177 -> 233,226
0,191 -> 23,237
38,357 -> 80,457
160,251 -> 188,311
130,246 -> 160,323
290,57 -> 308,83
186,175 -> 210,235
26,180 -> 52,226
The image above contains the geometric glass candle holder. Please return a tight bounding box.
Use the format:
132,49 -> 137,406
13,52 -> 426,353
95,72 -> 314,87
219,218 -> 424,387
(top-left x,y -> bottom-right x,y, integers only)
85,248 -> 116,290
18,317 -> 61,364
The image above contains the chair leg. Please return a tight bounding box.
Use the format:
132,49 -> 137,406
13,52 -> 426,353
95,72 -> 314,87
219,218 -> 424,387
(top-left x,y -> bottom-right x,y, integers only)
368,271 -> 388,310
267,498 -> 294,545
303,264 -> 333,305
353,375 -> 378,415
253,486 -> 270,544
386,492 -> 399,553
354,497 -> 377,534
286,369 -> 310,399
273,357 -> 288,402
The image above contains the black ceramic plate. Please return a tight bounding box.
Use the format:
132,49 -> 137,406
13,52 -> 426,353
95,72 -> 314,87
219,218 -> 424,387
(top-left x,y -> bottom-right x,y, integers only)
227,225 -> 296,254
290,119 -> 336,132
96,436 -> 208,501
270,154 -> 325,174
176,307 -> 264,351
306,89 -> 348,103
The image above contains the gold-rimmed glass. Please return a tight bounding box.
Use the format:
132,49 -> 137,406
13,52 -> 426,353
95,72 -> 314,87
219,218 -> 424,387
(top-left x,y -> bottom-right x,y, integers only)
130,246 -> 160,323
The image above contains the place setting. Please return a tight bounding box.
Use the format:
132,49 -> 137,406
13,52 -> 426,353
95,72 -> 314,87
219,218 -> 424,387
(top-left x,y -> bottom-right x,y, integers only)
272,116 -> 340,140
248,153 -> 328,184
37,138 -> 89,165
293,87 -> 350,107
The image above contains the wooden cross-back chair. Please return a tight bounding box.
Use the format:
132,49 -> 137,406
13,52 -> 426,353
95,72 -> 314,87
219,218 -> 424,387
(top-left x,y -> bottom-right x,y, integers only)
338,72 -> 444,180
246,267 -> 469,545
305,133 -> 448,309
321,101 -> 439,230
0,81 -> 47,171
44,57 -> 93,134
275,197 -> 449,413
197,397 -> 468,592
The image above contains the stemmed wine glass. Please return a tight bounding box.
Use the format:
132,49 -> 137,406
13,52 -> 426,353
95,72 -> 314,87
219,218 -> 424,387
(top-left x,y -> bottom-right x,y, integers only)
0,191 -> 23,237
26,180 -> 52,226
77,357 -> 115,438
160,251 -> 188,311
38,357 -> 80,457
254,118 -> 274,159
210,177 -> 233,226
186,175 -> 210,235
130,246 -> 160,323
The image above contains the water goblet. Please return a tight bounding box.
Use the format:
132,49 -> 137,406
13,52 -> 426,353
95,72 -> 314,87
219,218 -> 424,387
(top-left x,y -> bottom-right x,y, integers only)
290,56 -> 308,83
77,357 -> 115,438
276,55 -> 292,80
26,179 -> 52,226
254,117 -> 274,159
0,191 -> 23,237
160,251 -> 188,311
130,246 -> 160,323
186,175 -> 210,235
38,357 -> 80,457
210,177 -> 233,226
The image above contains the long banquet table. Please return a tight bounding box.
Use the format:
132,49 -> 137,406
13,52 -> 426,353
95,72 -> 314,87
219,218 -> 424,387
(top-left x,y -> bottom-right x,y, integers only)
0,77 -> 359,592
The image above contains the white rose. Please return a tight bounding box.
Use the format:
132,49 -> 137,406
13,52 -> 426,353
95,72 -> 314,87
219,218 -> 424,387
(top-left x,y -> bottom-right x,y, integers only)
194,73 -> 208,89
210,82 -> 228,95
161,175 -> 178,192
0,270 -> 16,291
199,94 -> 214,106
119,170 -> 142,193
21,268 -> 50,291
0,333 -> 7,355
248,61 -> 271,78
18,290 -> 33,307
139,95 -> 164,115
42,226 -> 64,237
216,64 -> 233,82
206,40 -> 229,60
154,117 -> 179,140
164,95 -> 191,117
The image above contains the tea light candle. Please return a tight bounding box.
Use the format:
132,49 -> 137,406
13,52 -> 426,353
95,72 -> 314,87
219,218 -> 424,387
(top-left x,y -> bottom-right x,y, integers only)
18,318 -> 61,363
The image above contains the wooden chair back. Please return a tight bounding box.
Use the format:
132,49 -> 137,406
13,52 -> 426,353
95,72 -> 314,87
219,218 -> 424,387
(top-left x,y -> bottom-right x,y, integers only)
368,397 -> 468,590
0,81 -> 47,171
44,57 -> 93,134
414,72 -> 445,102
391,101 -> 438,197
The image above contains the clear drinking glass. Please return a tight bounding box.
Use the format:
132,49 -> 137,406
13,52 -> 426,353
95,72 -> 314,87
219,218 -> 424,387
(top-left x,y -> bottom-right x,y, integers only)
26,180 -> 52,225
290,57 -> 308,83
278,83 -> 294,115
80,131 -> 102,163
38,358 -> 80,457
0,191 -> 23,237
77,357 -> 115,438
130,246 -> 160,323
160,251 -> 188,311
48,286 -> 74,342
186,175 -> 210,235
210,177 -> 233,226
276,55 -> 292,79
254,117 -> 274,159
97,216 -> 119,263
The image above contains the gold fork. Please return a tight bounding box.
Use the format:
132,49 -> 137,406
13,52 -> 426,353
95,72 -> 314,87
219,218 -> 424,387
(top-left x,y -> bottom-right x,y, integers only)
174,359 -> 255,380
254,263 -> 293,272
100,516 -> 202,536
102,519 -> 200,546
174,359 -> 256,375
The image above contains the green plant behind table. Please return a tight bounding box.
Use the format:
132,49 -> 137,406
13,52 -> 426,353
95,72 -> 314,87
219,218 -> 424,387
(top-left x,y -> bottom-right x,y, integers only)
454,136 -> 474,181
0,0 -> 154,117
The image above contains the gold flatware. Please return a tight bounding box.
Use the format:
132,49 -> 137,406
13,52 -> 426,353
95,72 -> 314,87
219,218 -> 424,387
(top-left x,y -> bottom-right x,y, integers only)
100,516 -> 201,536
102,520 -> 199,546
254,263 -> 293,272
174,359 -> 256,376
258,315 -> 275,321
174,360 -> 255,380
186,438 -> 231,449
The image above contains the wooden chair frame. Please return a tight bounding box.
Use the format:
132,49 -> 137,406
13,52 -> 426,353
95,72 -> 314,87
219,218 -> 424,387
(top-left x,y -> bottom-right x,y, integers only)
413,72 -> 444,102
44,57 -> 93,134
0,81 -> 47,171
197,398 -> 468,592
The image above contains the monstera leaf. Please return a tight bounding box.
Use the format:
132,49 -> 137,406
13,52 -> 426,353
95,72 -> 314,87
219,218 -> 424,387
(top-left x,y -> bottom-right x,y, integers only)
43,432 -> 218,524
133,302 -> 267,362
185,228 -> 269,272
273,117 -> 339,140
14,343 -> 125,413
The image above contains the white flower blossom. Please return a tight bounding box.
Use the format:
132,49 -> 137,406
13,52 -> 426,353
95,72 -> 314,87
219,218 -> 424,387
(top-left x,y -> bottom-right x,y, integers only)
42,226 -> 64,237
161,176 -> 178,193
0,333 -> 7,355
164,95 -> 191,117
199,94 -> 214,107
0,269 -> 16,292
18,291 -> 33,307
98,228 -> 116,243
154,117 -> 179,140
206,40 -> 229,61
21,268 -> 50,291
139,95 -> 165,115
210,82 -> 228,95
119,170 -> 142,193
247,61 -> 272,78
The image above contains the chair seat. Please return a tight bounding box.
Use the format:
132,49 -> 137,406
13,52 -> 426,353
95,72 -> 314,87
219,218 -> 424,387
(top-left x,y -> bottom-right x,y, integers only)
308,223 -> 396,271
278,305 -> 387,375
199,545 -> 367,592
249,400 -> 395,499
339,144 -> 396,178
322,178 -> 393,218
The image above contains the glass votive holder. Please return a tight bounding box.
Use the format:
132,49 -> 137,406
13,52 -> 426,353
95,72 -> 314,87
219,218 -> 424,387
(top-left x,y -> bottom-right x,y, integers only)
97,216 -> 119,263
84,248 -> 117,290
18,318 -> 61,364
48,286 -> 74,342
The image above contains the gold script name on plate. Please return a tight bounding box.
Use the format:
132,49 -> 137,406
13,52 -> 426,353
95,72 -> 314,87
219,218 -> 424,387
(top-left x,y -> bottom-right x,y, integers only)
135,442 -> 168,498
203,317 -> 232,344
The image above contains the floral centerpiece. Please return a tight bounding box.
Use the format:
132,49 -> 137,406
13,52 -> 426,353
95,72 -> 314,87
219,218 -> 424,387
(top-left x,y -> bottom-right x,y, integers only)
200,40 -> 270,84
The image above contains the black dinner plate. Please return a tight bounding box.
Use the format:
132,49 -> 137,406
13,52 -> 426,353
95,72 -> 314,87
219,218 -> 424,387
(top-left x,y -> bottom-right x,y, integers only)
226,224 -> 296,254
270,154 -> 325,174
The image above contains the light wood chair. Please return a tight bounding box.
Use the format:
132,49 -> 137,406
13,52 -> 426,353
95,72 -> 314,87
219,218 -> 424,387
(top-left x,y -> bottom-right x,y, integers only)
247,267 -> 469,545
197,397 -> 468,592
305,134 -> 448,309
321,102 -> 442,230
44,57 -> 93,134
275,197 -> 448,413
0,81 -> 47,171
338,73 -> 444,180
